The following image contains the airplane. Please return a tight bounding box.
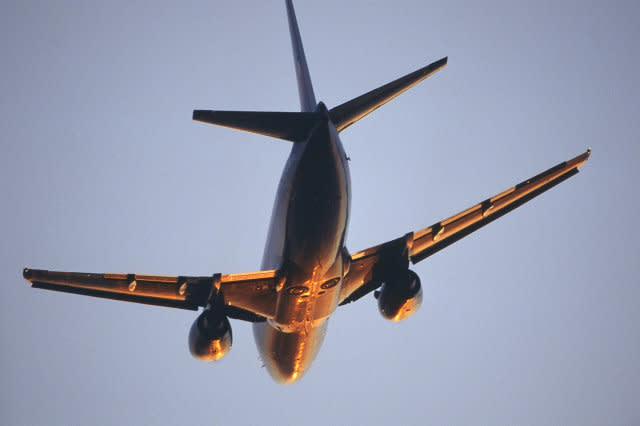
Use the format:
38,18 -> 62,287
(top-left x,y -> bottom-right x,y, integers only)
22,0 -> 590,384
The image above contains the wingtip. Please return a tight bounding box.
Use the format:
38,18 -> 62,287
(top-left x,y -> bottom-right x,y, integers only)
583,148 -> 592,165
434,56 -> 448,68
192,110 -> 210,123
568,148 -> 591,169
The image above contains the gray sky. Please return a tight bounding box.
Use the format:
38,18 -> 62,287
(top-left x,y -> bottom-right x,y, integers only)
2,1 -> 639,424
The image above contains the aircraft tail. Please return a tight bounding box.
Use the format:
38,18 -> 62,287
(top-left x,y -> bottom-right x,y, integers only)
193,4 -> 446,143
329,57 -> 448,132
286,0 -> 317,112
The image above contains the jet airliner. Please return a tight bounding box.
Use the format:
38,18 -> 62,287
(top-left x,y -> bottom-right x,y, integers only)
23,1 -> 590,384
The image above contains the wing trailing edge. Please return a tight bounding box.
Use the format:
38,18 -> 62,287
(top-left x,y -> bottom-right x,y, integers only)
408,149 -> 590,263
23,267 -> 280,322
339,149 -> 590,305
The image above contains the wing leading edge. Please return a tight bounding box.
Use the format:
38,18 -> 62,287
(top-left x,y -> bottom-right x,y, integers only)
340,149 -> 591,305
23,267 -> 280,322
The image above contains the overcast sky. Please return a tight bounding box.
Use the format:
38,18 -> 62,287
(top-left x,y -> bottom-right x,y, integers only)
2,1 -> 639,424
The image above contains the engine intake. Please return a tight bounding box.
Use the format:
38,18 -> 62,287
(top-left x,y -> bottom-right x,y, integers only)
188,309 -> 232,361
376,269 -> 422,321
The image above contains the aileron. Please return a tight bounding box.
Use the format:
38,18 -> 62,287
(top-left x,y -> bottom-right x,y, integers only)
409,150 -> 589,263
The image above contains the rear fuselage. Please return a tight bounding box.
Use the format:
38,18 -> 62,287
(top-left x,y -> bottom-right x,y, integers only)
253,102 -> 351,383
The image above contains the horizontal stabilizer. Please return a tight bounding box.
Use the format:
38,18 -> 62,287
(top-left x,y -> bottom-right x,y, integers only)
193,110 -> 319,142
329,57 -> 447,132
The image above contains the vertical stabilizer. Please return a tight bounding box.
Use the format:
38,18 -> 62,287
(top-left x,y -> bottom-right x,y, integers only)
285,0 -> 317,112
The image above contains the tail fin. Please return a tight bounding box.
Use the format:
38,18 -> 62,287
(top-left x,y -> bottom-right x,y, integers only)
286,0 -> 317,112
329,57 -> 448,132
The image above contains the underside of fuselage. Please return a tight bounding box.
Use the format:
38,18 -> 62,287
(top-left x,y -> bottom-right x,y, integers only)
256,103 -> 351,383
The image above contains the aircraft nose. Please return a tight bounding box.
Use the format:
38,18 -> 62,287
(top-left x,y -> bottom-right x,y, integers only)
269,361 -> 303,385
253,321 -> 328,385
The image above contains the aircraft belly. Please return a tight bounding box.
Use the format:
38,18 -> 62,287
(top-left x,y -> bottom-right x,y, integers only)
284,122 -> 349,278
271,272 -> 342,332
254,115 -> 350,383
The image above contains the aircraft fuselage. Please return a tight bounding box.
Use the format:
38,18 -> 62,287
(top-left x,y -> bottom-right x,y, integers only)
253,102 -> 351,383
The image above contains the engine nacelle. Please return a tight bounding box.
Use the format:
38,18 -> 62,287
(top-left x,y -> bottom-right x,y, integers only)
188,309 -> 232,361
376,269 -> 422,322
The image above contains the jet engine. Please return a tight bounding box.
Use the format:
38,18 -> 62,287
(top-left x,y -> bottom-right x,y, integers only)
376,269 -> 423,322
188,309 -> 232,361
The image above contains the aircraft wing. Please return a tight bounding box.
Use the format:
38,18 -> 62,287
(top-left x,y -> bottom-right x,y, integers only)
23,267 -> 280,322
339,149 -> 591,305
